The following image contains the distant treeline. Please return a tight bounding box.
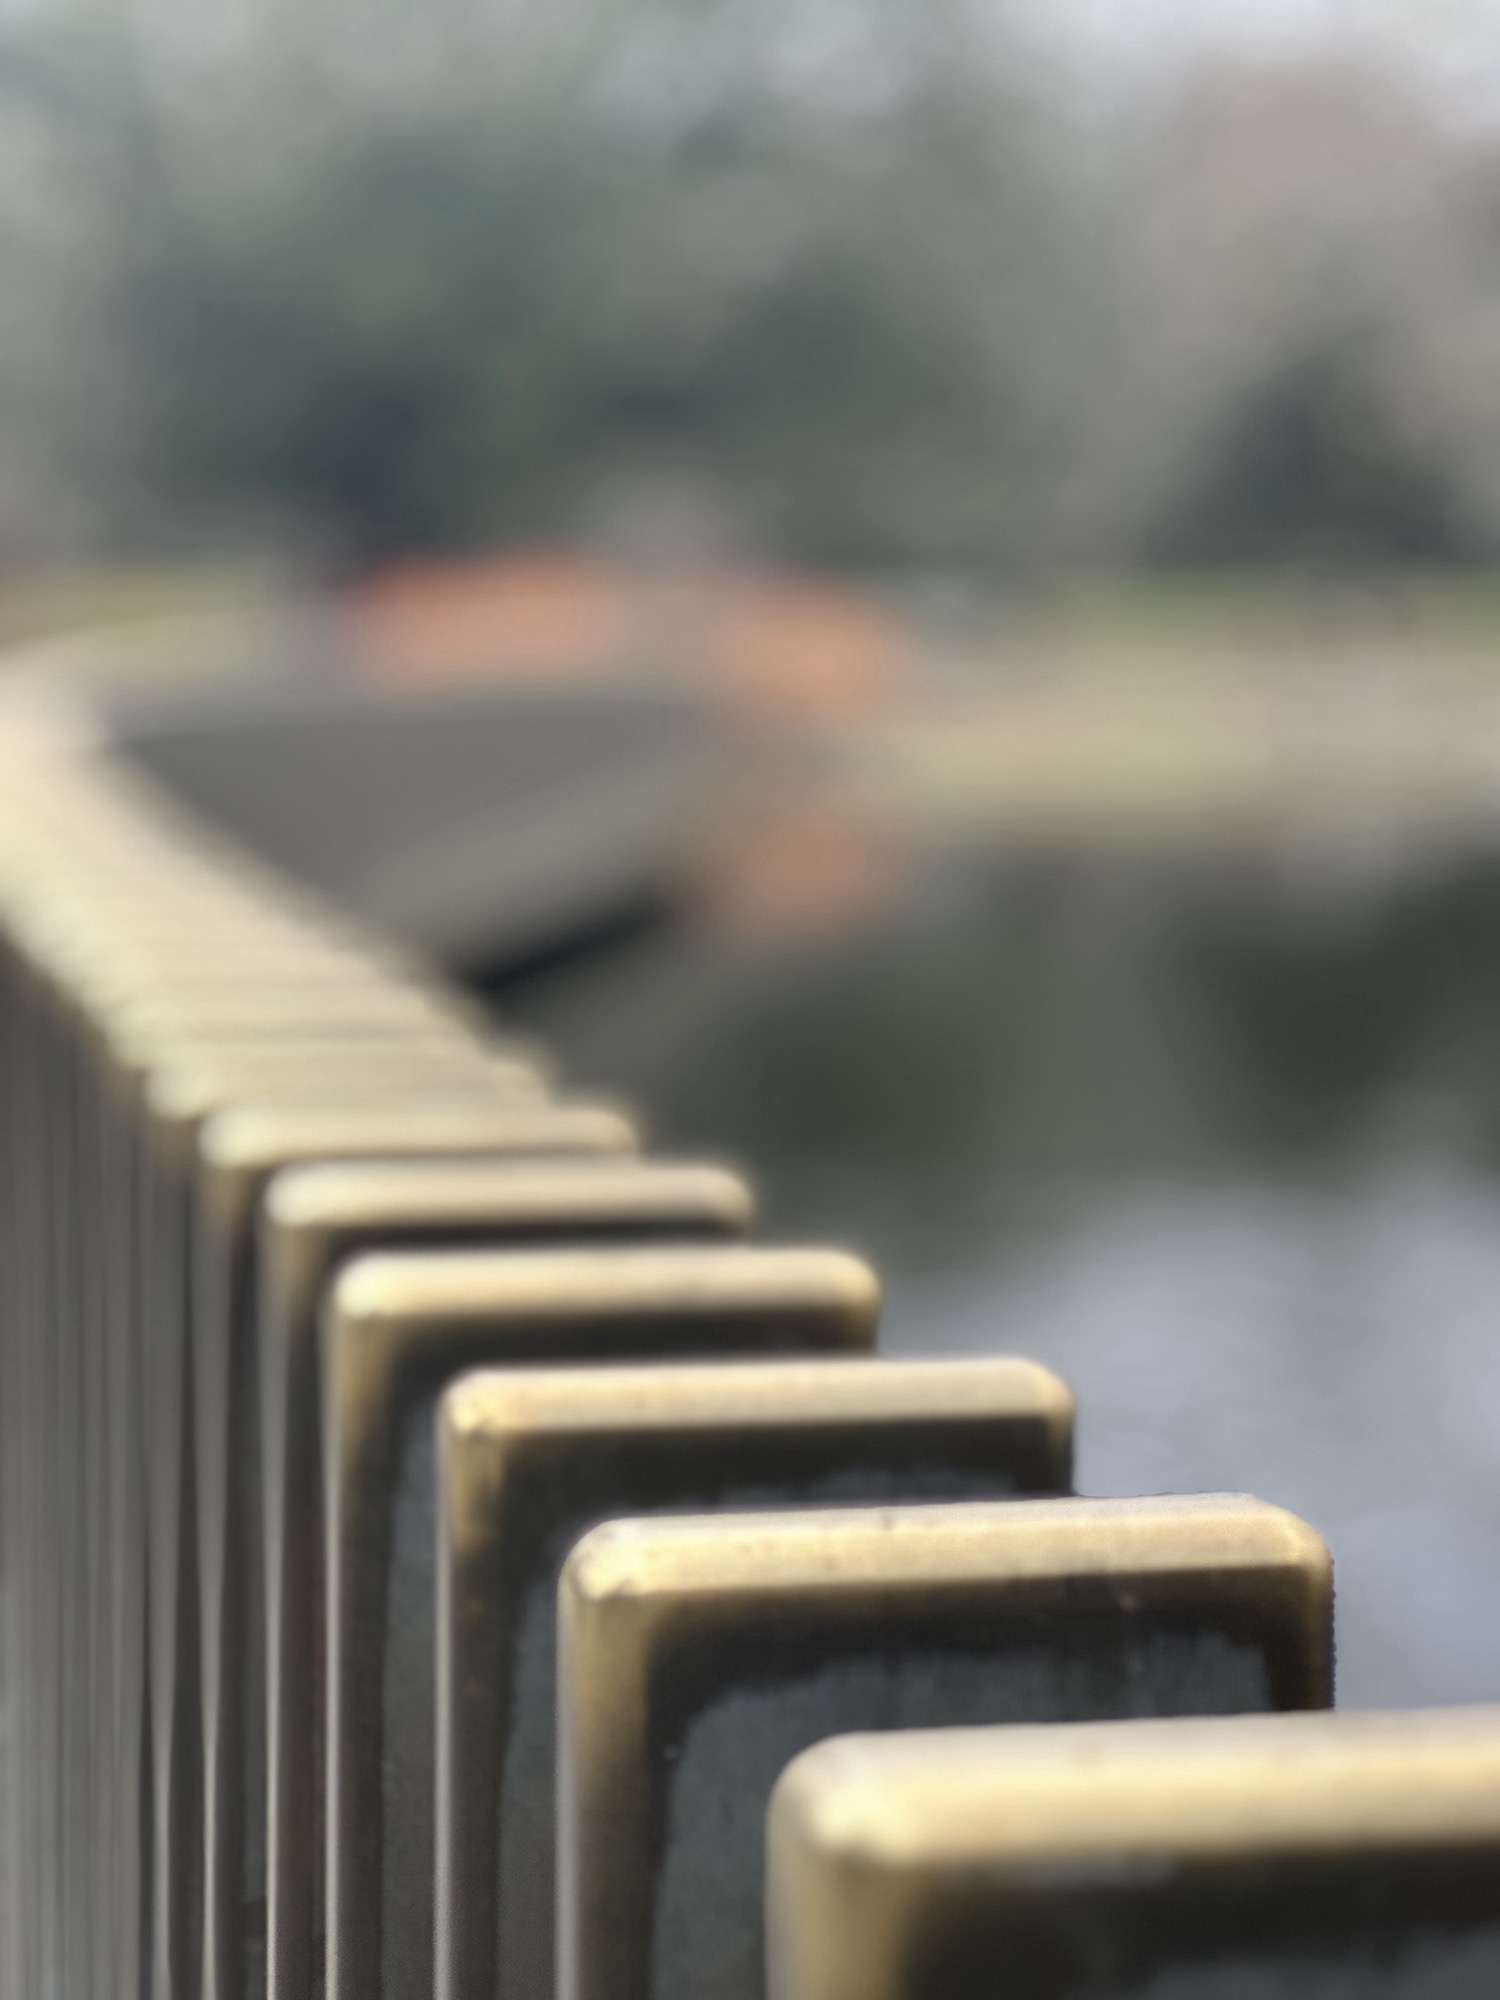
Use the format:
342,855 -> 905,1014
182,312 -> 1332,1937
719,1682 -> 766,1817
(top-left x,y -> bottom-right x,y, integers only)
0,2 -> 1497,573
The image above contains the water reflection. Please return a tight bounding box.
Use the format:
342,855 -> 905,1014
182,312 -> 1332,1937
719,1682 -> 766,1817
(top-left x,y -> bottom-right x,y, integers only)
497,840 -> 1500,1706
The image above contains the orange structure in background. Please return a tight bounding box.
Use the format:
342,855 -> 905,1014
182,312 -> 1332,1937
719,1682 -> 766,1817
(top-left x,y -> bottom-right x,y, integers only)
343,550 -> 912,727
345,552 -> 632,688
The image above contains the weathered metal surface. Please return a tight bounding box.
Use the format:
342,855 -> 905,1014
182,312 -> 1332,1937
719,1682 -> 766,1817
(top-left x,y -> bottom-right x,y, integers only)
556,1493 -> 1332,2000
255,1158 -> 754,2000
766,1708 -> 1500,2000
189,1096 -> 640,2000
435,1354 -> 1073,2000
320,1242 -> 880,2000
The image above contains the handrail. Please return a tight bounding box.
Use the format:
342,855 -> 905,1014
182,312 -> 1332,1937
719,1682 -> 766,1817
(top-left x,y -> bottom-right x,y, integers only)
0,680 -> 1490,2000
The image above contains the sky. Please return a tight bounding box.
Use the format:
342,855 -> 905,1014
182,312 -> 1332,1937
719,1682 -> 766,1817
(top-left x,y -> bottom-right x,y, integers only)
1031,0 -> 1500,124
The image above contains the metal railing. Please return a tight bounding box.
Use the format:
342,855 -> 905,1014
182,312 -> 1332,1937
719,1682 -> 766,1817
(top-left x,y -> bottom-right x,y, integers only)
0,684 -> 1496,2000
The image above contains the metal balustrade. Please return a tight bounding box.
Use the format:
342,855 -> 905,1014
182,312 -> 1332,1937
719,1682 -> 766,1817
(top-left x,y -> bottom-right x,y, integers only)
1,683 -> 1499,2000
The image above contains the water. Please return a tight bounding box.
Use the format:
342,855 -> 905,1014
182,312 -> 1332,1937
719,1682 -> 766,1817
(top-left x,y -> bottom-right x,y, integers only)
497,840 -> 1500,1707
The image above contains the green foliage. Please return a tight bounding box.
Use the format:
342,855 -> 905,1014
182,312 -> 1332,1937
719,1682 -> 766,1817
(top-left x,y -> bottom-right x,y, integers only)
0,0 -> 1074,563
1151,346 -> 1473,568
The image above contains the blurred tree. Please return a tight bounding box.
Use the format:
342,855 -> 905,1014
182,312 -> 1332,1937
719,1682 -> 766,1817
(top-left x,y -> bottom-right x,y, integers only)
0,0 -> 1079,566
1061,56 -> 1500,569
1151,343 -> 1472,566
5,10 -> 1500,575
